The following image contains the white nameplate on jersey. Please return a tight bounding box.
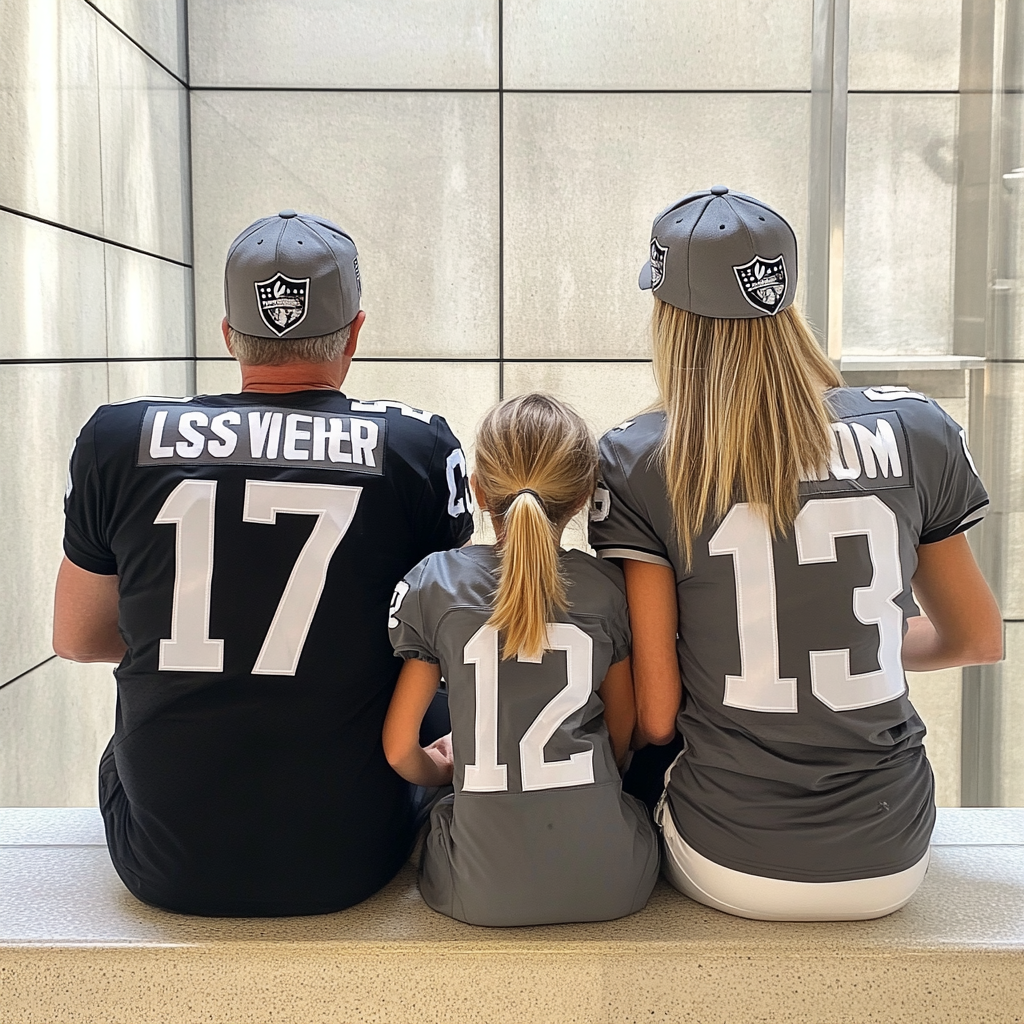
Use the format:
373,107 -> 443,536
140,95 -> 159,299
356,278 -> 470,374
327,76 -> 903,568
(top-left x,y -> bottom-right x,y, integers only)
799,412 -> 912,491
137,404 -> 387,476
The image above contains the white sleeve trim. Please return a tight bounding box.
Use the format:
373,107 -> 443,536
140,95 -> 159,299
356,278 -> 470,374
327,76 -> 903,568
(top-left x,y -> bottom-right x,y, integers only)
955,502 -> 989,531
596,547 -> 673,568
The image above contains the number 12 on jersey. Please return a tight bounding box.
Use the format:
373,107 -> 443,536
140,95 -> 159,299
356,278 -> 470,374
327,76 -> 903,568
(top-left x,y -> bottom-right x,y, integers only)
155,479 -> 361,675
462,623 -> 596,793
709,495 -> 906,714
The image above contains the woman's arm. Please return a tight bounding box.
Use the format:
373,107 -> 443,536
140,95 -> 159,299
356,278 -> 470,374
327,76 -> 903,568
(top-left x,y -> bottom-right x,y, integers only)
622,559 -> 682,746
903,533 -> 1003,671
597,657 -> 635,767
383,658 -> 454,786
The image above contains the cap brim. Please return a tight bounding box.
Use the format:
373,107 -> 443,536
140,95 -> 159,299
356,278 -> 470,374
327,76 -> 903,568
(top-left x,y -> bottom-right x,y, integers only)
638,261 -> 653,290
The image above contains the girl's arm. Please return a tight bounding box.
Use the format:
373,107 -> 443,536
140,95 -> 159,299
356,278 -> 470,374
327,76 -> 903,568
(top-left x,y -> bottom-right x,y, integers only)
904,533 -> 1002,671
383,658 -> 454,786
622,559 -> 682,747
597,657 -> 635,768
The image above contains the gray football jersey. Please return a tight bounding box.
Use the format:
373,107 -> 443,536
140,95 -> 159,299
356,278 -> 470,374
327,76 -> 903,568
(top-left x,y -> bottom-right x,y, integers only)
590,387 -> 989,883
389,545 -> 659,926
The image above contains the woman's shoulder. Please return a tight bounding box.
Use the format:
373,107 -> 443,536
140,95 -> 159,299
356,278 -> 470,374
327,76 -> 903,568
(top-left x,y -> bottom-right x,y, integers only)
599,411 -> 665,454
828,385 -> 956,430
597,412 -> 666,488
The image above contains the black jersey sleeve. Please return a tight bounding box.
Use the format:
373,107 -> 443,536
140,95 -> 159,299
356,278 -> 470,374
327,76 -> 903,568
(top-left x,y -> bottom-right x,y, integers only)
388,558 -> 438,663
414,416 -> 475,555
63,408 -> 117,576
919,405 -> 989,545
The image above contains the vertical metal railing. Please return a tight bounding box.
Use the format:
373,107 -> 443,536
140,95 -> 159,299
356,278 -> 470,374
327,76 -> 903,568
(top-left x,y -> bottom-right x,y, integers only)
959,0 -> 1009,807
806,0 -> 849,365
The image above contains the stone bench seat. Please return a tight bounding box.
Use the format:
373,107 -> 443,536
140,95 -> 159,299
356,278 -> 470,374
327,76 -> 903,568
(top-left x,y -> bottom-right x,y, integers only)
1,807 -> 1023,1023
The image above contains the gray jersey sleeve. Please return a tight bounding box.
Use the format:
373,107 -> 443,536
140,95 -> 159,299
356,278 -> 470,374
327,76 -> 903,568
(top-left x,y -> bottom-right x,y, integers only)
589,420 -> 672,568
388,558 -> 439,663
593,557 -> 632,665
917,403 -> 989,544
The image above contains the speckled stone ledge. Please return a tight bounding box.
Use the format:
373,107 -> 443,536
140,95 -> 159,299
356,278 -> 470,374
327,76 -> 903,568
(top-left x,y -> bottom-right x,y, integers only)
1,807 -> 1023,1024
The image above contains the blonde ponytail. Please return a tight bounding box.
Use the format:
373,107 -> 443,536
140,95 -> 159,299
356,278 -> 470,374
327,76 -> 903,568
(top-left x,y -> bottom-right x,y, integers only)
475,394 -> 598,661
652,300 -> 843,568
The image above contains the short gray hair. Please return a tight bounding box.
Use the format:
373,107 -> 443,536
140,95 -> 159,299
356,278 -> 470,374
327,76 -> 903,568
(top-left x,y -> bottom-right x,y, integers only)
227,324 -> 351,367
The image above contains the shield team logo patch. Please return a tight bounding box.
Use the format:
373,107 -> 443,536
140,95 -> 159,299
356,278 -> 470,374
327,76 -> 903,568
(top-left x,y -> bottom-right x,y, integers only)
733,255 -> 788,315
650,238 -> 668,290
255,273 -> 310,336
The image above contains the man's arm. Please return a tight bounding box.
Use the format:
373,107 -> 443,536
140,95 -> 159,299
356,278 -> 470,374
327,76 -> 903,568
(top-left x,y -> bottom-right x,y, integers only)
622,559 -> 682,747
52,557 -> 126,663
903,533 -> 1002,671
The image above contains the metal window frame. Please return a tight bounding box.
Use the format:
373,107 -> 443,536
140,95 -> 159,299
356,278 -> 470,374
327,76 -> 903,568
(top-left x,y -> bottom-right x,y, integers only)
806,0 -> 849,365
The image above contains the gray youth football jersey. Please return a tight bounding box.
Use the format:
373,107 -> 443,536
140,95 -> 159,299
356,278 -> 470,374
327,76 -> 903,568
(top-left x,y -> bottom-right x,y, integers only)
389,545 -> 659,926
590,387 -> 989,883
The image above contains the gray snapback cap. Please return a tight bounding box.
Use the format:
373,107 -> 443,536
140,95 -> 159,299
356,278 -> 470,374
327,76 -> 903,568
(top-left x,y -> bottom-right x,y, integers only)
224,210 -> 362,339
638,186 -> 797,318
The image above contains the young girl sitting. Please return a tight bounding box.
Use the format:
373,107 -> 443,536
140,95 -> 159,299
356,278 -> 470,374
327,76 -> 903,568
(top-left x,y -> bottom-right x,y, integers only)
383,393 -> 659,927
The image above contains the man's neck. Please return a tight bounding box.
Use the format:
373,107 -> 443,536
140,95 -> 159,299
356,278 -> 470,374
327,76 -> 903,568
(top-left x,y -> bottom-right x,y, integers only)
238,360 -> 346,394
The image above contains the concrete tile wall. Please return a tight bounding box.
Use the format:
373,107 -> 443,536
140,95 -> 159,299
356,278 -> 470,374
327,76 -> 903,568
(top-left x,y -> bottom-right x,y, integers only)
189,90 -> 500,360
0,660 -> 116,807
0,0 -> 192,806
999,624 -> 1024,806
188,0 -> 498,89
844,0 -> 962,357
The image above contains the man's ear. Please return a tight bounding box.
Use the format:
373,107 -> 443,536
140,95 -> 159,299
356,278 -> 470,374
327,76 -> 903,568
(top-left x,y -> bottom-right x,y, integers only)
345,310 -> 366,356
222,317 -> 233,355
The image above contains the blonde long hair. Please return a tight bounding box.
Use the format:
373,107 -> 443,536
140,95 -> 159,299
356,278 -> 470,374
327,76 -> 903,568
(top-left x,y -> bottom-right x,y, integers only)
652,300 -> 843,567
474,394 -> 598,661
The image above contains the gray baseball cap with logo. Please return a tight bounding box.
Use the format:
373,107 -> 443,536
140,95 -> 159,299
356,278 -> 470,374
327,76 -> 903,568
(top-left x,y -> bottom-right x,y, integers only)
638,186 -> 797,318
224,210 -> 362,339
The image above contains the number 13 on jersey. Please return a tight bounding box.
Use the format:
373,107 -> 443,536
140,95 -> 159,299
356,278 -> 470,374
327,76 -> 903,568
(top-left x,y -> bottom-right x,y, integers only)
709,494 -> 906,714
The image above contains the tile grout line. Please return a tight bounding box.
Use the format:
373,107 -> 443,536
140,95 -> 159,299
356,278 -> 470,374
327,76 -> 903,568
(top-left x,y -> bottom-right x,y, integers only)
184,86 -> 962,96
497,0 -> 505,400
78,0 -> 188,89
0,844 -> 108,849
0,656 -> 57,693
1,357 -> 656,366
0,206 -> 193,270
182,0 -> 198,397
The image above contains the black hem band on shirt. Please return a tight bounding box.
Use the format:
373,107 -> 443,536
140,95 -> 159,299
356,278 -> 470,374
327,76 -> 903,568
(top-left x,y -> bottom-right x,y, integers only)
920,499 -> 990,545
63,541 -> 117,577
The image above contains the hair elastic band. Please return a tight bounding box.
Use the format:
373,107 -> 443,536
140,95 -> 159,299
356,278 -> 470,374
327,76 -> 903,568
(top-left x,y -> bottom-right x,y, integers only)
511,488 -> 547,513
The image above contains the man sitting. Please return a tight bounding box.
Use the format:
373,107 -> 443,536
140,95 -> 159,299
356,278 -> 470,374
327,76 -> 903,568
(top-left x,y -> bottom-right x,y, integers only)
53,210 -> 473,916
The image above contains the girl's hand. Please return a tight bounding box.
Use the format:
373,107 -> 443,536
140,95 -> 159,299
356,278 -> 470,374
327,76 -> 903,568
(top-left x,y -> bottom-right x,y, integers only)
423,732 -> 454,785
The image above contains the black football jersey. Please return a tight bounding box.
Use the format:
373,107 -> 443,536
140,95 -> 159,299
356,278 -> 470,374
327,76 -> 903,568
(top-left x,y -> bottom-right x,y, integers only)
64,388 -> 474,915
590,387 -> 988,883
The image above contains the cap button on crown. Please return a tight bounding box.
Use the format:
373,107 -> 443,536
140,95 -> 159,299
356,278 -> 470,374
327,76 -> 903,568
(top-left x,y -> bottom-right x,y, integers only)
710,185 -> 729,196
279,209 -> 297,219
